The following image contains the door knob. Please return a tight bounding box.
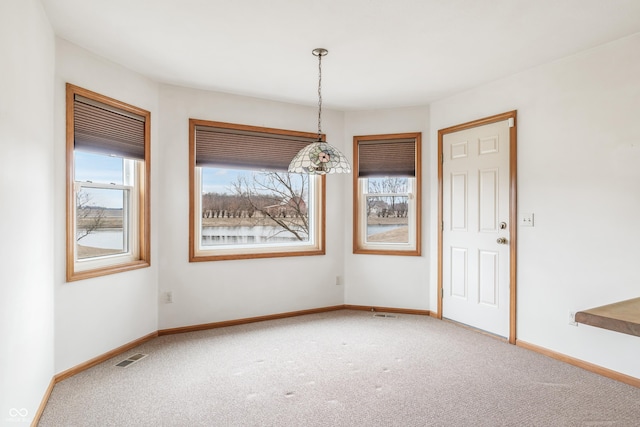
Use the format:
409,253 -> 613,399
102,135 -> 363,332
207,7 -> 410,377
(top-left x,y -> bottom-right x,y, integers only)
496,237 -> 508,244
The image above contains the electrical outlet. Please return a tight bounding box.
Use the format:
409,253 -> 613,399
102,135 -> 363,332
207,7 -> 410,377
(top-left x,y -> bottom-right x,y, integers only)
568,310 -> 577,326
166,291 -> 173,304
335,276 -> 342,286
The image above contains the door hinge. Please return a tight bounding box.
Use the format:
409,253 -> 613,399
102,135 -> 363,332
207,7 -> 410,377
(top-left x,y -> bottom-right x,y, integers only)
441,221 -> 444,231
441,153 -> 444,164
508,117 -> 515,128
441,288 -> 444,299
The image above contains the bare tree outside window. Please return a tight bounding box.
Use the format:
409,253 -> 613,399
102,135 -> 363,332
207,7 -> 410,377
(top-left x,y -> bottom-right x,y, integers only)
75,188 -> 126,259
76,190 -> 106,241
367,177 -> 409,218
365,177 -> 410,243
200,170 -> 310,245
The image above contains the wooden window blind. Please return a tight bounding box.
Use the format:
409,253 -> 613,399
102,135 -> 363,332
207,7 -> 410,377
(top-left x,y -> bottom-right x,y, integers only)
73,95 -> 146,160
357,138 -> 416,177
194,124 -> 317,171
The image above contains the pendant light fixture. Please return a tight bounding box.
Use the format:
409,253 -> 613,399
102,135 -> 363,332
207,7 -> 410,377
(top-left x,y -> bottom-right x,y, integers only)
288,48 -> 351,174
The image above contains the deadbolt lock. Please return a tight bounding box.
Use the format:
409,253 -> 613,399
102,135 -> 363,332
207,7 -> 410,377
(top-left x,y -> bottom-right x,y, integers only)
499,222 -> 507,229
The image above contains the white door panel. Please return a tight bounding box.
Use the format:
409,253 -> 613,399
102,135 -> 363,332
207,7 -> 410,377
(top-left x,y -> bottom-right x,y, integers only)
442,119 -> 510,337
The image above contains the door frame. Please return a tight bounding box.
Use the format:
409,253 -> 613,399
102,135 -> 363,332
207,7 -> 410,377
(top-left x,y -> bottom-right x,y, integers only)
437,111 -> 518,344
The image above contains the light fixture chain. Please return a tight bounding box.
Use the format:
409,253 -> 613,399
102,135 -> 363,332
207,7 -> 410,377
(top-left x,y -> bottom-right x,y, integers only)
317,51 -> 322,140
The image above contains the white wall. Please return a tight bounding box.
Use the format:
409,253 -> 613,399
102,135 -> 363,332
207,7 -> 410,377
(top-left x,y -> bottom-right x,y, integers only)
343,107 -> 431,309
53,40 -> 160,373
0,0 -> 55,423
430,33 -> 640,378
157,85 -> 347,329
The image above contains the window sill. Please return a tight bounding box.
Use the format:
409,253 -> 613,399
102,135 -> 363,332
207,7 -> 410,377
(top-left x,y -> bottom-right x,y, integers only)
67,259 -> 150,282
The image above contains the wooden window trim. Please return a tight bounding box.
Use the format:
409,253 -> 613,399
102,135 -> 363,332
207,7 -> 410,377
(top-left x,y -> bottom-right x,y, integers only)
189,119 -> 326,262
352,132 -> 422,256
66,84 -> 151,282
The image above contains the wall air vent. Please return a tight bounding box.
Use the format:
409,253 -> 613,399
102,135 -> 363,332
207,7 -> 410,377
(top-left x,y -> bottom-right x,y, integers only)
373,313 -> 397,318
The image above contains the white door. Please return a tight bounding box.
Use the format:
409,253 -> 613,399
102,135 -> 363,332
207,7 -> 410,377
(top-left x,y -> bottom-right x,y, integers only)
442,119 -> 511,337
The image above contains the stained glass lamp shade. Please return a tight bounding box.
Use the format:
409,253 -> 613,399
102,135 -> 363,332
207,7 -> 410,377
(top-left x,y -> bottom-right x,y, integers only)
288,140 -> 351,174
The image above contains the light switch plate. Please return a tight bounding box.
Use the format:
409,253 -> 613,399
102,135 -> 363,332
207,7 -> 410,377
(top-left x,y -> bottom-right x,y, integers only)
519,213 -> 534,227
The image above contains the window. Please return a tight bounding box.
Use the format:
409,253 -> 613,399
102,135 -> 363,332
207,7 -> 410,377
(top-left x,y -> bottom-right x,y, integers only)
66,84 -> 150,281
353,133 -> 421,255
189,119 -> 325,261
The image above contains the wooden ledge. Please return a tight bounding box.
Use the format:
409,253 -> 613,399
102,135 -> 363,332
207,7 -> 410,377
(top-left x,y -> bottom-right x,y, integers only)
575,297 -> 640,337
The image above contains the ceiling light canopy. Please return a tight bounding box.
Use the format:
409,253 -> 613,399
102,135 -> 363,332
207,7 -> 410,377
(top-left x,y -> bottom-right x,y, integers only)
288,48 -> 351,175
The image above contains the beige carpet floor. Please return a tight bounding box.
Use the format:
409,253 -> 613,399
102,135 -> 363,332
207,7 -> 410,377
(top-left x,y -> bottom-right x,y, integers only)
39,310 -> 640,426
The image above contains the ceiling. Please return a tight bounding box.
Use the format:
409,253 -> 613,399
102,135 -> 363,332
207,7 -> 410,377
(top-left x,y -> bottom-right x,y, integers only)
41,0 -> 640,110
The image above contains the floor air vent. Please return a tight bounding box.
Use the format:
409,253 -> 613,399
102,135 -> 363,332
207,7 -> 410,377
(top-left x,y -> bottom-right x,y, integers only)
373,313 -> 397,318
115,353 -> 148,368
